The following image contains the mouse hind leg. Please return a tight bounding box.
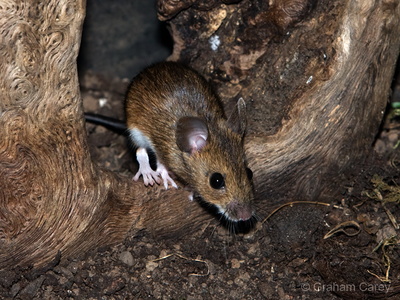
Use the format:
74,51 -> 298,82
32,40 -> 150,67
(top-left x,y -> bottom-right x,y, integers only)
129,128 -> 178,189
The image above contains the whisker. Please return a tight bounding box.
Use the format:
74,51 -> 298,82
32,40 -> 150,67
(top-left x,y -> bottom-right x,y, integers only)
193,194 -> 257,234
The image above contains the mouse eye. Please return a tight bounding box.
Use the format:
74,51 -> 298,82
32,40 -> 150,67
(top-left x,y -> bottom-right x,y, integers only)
210,173 -> 225,189
246,167 -> 253,180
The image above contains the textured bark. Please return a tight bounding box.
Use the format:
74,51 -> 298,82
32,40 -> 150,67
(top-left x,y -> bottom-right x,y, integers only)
0,0 -> 148,269
160,0 -> 400,201
0,0 -> 399,269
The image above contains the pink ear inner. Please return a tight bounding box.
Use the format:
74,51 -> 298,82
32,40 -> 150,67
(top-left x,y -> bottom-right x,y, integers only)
176,116 -> 209,154
189,132 -> 207,154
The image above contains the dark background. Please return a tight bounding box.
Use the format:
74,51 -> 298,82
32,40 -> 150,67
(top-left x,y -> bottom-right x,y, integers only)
78,0 -> 172,79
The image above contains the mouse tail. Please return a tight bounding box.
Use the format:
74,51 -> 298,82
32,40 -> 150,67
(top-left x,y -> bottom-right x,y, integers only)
84,112 -> 128,135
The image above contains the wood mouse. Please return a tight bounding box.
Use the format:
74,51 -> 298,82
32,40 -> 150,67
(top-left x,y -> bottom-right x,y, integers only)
125,62 -> 255,224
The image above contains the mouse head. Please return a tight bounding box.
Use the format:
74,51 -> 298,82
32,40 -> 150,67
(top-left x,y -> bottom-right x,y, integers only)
176,99 -> 255,228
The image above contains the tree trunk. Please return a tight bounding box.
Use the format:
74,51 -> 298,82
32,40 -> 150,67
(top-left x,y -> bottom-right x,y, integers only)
160,0 -> 400,200
0,0 -> 399,269
0,0 -> 143,268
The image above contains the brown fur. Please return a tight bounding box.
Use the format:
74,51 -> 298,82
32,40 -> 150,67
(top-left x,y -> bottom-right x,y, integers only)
125,62 -> 254,221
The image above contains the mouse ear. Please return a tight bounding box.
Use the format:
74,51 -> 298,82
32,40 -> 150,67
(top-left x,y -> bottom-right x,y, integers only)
227,97 -> 247,138
176,117 -> 208,154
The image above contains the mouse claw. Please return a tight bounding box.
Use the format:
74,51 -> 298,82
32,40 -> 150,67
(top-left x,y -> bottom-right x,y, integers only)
133,171 -> 154,186
133,172 -> 141,182
158,163 -> 178,190
163,177 -> 178,190
143,173 -> 156,186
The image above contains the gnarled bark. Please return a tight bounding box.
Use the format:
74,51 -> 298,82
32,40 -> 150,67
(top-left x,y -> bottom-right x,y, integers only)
0,0 -> 146,268
160,0 -> 400,201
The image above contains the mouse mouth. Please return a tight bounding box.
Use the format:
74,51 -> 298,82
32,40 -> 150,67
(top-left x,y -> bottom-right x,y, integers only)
194,195 -> 257,234
225,201 -> 253,222
219,213 -> 257,234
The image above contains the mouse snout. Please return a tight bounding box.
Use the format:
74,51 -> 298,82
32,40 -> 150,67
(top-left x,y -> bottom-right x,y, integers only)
226,200 -> 253,221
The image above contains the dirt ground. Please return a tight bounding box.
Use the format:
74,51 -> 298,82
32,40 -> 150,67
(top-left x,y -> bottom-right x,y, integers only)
1,70 -> 400,300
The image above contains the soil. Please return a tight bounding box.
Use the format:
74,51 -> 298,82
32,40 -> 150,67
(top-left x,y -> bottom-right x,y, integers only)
1,70 -> 399,300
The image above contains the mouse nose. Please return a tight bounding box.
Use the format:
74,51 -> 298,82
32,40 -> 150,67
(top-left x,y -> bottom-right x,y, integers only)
226,201 -> 253,221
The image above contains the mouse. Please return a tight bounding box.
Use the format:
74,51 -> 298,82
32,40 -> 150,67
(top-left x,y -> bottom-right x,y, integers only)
124,62 -> 255,224
84,112 -> 127,136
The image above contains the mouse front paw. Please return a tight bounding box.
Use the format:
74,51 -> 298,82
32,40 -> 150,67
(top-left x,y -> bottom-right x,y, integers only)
157,163 -> 178,190
133,147 -> 177,189
133,147 -> 162,186
133,168 -> 161,186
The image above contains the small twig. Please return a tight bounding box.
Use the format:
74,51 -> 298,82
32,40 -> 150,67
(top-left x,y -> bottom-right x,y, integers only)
369,236 -> 399,283
323,220 -> 361,239
262,201 -> 343,224
117,149 -> 128,159
382,203 -> 400,230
